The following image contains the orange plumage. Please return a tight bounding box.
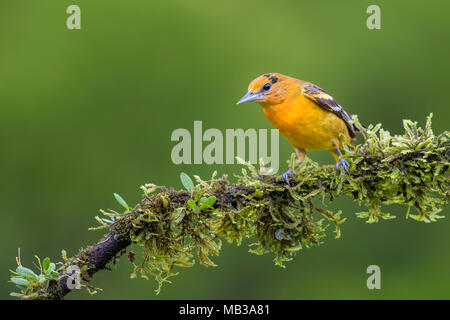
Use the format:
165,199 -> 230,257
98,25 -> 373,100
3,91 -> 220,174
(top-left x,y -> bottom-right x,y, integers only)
237,72 -> 358,183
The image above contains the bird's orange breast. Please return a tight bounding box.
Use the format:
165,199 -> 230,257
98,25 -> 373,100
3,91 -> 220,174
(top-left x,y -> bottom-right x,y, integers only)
261,93 -> 350,151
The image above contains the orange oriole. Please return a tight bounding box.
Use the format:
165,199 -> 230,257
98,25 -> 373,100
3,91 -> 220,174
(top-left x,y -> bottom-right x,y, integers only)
237,72 -> 358,185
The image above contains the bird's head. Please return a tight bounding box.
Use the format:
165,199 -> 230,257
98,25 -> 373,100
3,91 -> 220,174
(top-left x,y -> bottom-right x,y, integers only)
237,73 -> 290,106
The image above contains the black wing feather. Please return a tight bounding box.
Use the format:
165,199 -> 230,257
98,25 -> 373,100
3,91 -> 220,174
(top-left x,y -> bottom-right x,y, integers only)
302,83 -> 358,139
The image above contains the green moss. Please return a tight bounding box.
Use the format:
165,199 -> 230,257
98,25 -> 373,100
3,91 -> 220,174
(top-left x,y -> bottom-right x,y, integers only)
11,114 -> 449,298
117,114 -> 447,293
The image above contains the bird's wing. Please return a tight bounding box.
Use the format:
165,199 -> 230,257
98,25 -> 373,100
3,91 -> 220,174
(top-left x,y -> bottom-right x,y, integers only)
302,83 -> 358,139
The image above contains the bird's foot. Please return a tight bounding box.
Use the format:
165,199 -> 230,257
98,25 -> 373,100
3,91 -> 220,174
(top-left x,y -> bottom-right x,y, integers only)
282,169 -> 296,186
336,158 -> 350,174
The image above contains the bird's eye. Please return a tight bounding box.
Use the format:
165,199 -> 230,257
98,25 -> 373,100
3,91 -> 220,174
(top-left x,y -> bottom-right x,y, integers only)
263,83 -> 271,91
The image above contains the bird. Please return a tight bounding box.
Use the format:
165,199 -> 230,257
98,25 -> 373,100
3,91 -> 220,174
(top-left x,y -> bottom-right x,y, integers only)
236,72 -> 358,186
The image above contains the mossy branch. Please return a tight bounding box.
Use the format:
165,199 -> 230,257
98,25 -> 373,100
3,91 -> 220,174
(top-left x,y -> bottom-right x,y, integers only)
10,114 -> 449,299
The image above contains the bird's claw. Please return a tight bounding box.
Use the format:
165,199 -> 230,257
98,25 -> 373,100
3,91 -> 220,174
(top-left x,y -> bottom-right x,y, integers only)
282,169 -> 296,186
336,158 -> 350,174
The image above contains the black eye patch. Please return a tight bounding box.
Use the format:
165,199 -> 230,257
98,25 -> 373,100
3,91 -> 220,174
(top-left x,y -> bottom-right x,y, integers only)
269,76 -> 278,84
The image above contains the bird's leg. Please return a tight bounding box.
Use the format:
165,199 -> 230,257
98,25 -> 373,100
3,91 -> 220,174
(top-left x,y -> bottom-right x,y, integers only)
282,149 -> 306,186
282,161 -> 302,186
333,146 -> 350,174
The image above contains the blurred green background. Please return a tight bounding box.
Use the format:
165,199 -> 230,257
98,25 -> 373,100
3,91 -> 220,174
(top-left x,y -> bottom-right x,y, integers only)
1,0 -> 449,299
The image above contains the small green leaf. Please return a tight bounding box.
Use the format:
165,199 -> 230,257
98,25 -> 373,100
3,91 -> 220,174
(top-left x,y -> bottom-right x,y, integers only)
16,266 -> 39,280
10,277 -> 30,287
198,196 -> 216,210
194,189 -> 203,203
180,172 -> 194,193
114,193 -> 131,211
101,218 -> 115,224
187,199 -> 196,209
48,263 -> 56,273
42,257 -> 50,271
47,271 -> 60,281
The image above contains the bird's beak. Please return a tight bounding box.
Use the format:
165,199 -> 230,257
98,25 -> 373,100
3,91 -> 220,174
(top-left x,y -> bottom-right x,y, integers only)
236,90 -> 263,105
